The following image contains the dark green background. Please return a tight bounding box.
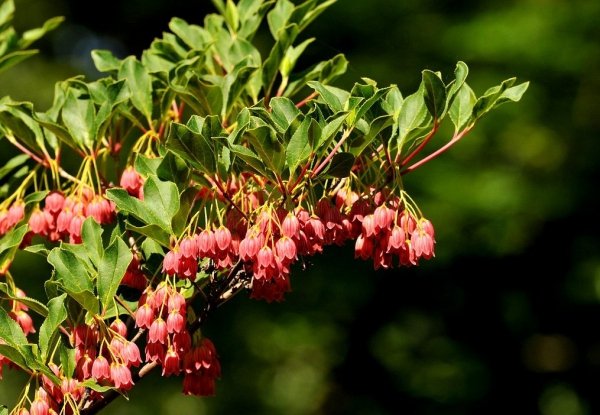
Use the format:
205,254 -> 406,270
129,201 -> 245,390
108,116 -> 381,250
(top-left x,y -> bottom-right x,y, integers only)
1,0 -> 599,414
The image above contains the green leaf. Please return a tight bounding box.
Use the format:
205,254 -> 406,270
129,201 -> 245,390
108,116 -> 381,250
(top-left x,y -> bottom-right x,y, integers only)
0,154 -> 29,180
236,0 -> 273,40
81,217 -> 103,267
270,97 -> 301,132
169,17 -> 210,49
0,50 -> 37,74
91,49 -> 122,73
381,86 -> 404,118
47,248 -> 98,313
0,306 -> 28,346
157,151 -> 190,186
286,117 -> 319,173
245,124 -> 285,176
224,0 -> 240,31
60,343 -> 76,378
397,90 -> 429,146
471,77 -> 517,120
20,345 -> 58,382
0,343 -> 28,371
141,237 -> 166,262
307,81 -> 347,112
0,224 -> 28,274
1,404 -> 7,415
60,242 -> 94,270
349,86 -> 388,127
219,60 -> 257,117
128,224 -> 170,248
495,82 -> 530,106
80,380 -> 116,393
217,143 -> 231,178
348,115 -> 393,157
449,83 -> 476,132
107,176 -> 180,234
20,16 -> 64,48
0,225 -> 27,253
0,283 -> 48,317
23,190 -> 48,205
296,0 -> 336,32
33,112 -> 79,153
166,122 -> 217,174
97,237 -> 132,312
284,54 -> 347,97
421,70 -> 446,120
262,24 -> 299,98
119,56 -> 153,123
280,37 -> 314,77
229,143 -> 269,176
61,91 -> 96,150
0,99 -> 49,152
446,61 -> 468,109
317,113 -> 348,151
188,114 -> 224,140
0,0 -> 15,27
23,244 -> 49,256
134,154 -> 162,177
89,78 -> 129,109
38,293 -> 67,360
267,0 -> 294,38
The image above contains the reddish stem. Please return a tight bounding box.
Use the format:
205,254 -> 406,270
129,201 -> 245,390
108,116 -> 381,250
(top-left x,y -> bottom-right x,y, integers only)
401,126 -> 472,175
311,130 -> 350,178
398,122 -> 439,166
177,101 -> 186,121
288,154 -> 313,193
81,264 -> 248,414
80,361 -> 158,414
157,122 -> 165,140
295,92 -> 318,108
9,139 -> 49,167
209,175 -> 248,220
275,174 -> 289,200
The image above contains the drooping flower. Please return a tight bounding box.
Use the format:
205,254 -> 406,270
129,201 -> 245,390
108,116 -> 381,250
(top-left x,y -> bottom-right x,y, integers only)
149,318 -> 168,344
91,356 -> 110,381
120,167 -> 144,198
110,363 -> 134,390
162,347 -> 181,376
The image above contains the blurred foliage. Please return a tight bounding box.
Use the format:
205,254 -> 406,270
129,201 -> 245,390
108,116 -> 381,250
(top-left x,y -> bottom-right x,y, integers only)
1,0 -> 599,414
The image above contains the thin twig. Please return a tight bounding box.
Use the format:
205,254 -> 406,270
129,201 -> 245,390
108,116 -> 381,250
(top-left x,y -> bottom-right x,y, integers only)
401,126 -> 472,175
295,92 -> 318,108
206,175 -> 248,220
311,129 -> 351,178
398,122 -> 439,166
81,262 -> 248,414
80,362 -> 158,415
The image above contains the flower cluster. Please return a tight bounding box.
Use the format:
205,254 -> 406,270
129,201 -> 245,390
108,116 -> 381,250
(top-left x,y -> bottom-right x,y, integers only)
27,190 -> 115,244
72,320 -> 141,391
14,371 -> 85,415
157,175 -> 436,303
354,196 -> 435,269
136,282 -> 221,396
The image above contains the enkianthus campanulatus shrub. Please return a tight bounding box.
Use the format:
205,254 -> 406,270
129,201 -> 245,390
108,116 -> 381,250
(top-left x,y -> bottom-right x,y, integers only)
0,0 -> 527,413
